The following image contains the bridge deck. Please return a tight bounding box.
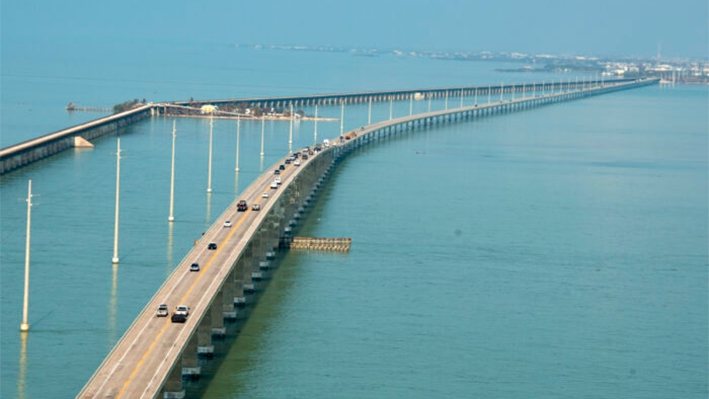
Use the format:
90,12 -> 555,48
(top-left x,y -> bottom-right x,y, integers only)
77,150 -> 317,399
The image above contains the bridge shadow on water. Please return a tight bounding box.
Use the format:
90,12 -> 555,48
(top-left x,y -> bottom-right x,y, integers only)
179,250 -> 289,396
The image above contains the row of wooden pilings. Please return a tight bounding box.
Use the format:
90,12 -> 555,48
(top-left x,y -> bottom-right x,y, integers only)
287,237 -> 352,252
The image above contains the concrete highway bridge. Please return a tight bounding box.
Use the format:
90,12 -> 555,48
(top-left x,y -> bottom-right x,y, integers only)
168,78 -> 636,109
76,77 -> 657,398
0,78 -> 635,175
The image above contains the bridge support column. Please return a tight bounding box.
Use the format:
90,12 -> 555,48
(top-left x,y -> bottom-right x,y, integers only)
161,362 -> 185,399
242,242 -> 255,294
262,233 -> 276,268
268,212 -> 281,256
211,301 -> 225,337
197,310 -> 214,357
222,282 -> 237,320
265,212 -> 277,252
181,334 -> 200,379
251,229 -> 265,285
266,211 -> 279,253
233,259 -> 246,307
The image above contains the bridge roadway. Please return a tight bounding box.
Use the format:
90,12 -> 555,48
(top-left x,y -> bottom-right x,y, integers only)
77,148 -> 325,399
0,78 -> 636,176
77,77 -> 657,398
169,78 -> 637,109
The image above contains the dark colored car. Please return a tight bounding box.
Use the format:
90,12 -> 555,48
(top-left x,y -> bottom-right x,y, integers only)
208,242 -> 217,250
279,164 -> 285,170
237,200 -> 248,212
190,263 -> 199,272
171,313 -> 187,323
285,159 -> 291,164
274,169 -> 280,175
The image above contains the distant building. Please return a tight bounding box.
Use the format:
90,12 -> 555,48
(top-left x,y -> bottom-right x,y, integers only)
200,105 -> 218,114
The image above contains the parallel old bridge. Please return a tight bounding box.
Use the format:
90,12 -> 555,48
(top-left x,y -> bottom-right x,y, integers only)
0,78 -> 636,175
74,77 -> 657,398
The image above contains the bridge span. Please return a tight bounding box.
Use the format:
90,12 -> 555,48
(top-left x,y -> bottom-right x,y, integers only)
77,77 -> 657,398
167,78 -> 637,109
0,78 -> 635,176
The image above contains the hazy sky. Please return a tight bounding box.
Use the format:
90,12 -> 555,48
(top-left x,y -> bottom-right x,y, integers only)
2,0 -> 707,58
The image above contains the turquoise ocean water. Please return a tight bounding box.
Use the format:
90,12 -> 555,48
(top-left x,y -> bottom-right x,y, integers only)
1,43 -> 707,398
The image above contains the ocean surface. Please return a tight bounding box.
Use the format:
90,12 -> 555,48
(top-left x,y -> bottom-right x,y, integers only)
0,43 -> 707,399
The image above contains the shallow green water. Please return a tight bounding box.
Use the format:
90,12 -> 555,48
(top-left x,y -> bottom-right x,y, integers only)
200,85 -> 708,399
0,47 -> 706,398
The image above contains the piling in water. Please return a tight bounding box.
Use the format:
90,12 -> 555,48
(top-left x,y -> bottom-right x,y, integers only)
285,237 -> 351,252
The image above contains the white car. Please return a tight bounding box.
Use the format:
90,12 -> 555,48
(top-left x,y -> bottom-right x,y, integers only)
262,192 -> 269,198
270,182 -> 278,189
175,305 -> 189,316
223,220 -> 232,228
275,177 -> 282,185
157,304 -> 168,317
294,159 -> 301,166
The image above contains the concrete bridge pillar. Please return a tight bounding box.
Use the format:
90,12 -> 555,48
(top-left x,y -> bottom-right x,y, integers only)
242,242 -> 255,294
197,311 -> 214,357
258,230 -> 273,274
222,282 -> 236,320
161,361 -> 185,399
211,301 -> 225,337
270,209 -> 281,248
269,211 -> 281,252
250,232 -> 265,287
267,215 -> 279,253
181,333 -> 200,379
233,258 -> 246,307
254,226 -> 266,258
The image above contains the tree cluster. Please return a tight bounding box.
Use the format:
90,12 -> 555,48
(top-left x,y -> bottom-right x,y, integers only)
113,98 -> 147,113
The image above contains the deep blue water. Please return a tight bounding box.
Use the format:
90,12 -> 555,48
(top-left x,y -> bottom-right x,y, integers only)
0,44 -> 706,399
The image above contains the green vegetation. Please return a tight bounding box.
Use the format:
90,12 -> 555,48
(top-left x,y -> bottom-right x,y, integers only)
113,99 -> 146,114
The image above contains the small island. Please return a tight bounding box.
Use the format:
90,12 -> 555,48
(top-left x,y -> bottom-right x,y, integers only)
164,101 -> 338,121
